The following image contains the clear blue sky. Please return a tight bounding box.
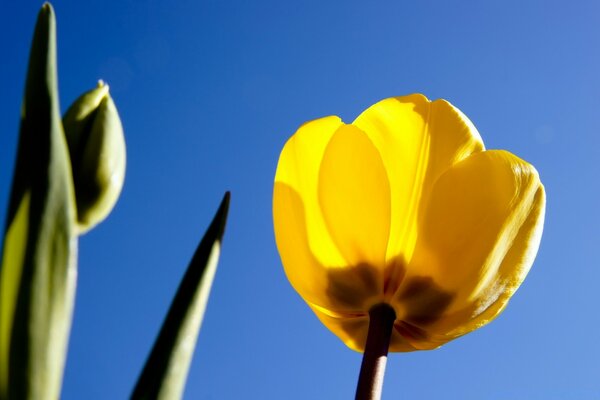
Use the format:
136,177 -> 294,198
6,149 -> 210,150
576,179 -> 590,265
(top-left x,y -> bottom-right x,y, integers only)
1,1 -> 599,399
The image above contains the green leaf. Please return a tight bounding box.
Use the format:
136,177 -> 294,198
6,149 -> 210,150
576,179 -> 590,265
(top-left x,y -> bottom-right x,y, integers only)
131,192 -> 230,400
0,3 -> 78,400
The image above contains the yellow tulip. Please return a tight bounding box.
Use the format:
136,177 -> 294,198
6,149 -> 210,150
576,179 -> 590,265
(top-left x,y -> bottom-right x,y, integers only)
273,94 -> 545,353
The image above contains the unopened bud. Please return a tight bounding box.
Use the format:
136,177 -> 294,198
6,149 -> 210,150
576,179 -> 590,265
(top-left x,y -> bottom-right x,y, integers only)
63,81 -> 126,233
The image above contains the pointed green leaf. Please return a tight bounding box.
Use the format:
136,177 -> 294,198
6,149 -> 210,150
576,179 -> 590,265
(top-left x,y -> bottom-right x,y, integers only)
131,192 -> 230,400
0,3 -> 78,399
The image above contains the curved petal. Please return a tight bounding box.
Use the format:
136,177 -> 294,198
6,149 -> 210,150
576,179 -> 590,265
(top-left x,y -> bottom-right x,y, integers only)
393,150 -> 545,336
308,305 -> 369,352
309,303 -> 442,352
274,116 -> 346,267
426,184 -> 545,339
274,183 -> 383,314
318,125 -> 391,268
353,95 -> 485,273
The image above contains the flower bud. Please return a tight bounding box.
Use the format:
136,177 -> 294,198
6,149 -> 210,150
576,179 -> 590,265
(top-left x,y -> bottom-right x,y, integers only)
63,81 -> 126,233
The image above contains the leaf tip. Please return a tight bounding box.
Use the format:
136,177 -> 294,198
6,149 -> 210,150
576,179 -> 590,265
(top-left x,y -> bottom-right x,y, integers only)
213,191 -> 230,242
40,2 -> 54,18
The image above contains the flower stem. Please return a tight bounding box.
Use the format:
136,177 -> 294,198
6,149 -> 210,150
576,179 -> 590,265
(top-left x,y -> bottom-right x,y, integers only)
355,303 -> 396,400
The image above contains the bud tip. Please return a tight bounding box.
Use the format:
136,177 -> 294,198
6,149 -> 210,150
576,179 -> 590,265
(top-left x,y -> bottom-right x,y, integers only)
97,79 -> 109,92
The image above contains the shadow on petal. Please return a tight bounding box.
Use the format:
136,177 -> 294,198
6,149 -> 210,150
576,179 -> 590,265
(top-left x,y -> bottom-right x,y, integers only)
324,262 -> 382,312
274,182 -> 384,314
397,276 -> 455,326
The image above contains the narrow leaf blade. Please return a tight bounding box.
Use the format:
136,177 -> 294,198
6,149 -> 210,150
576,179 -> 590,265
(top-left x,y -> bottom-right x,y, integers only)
132,192 -> 230,400
0,4 -> 78,400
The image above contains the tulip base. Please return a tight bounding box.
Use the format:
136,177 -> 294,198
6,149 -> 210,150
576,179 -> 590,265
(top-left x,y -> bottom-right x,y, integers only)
355,303 -> 396,400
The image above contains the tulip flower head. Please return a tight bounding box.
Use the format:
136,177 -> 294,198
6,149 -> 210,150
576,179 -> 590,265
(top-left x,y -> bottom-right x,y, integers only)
273,94 -> 545,353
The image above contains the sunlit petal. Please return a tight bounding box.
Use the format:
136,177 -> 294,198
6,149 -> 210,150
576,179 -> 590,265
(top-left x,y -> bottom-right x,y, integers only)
274,183 -> 383,314
426,184 -> 545,339
318,125 -> 391,269
394,150 -> 545,335
274,116 -> 346,267
353,95 -> 484,270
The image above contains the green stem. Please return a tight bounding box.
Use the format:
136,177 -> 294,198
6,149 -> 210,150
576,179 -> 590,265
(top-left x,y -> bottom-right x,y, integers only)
355,304 -> 396,400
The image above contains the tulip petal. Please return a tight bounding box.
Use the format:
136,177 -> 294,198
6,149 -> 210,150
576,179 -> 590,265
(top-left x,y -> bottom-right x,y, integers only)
274,116 -> 347,268
274,182 -> 384,314
394,150 -> 545,338
308,305 -> 369,352
353,95 -> 484,274
425,184 -> 545,339
309,304 -> 369,352
274,118 -> 388,314
318,125 -> 392,269
309,304 -> 428,352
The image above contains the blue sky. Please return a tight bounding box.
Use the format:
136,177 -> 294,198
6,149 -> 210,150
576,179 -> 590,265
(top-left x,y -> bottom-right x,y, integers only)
1,1 -> 599,398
